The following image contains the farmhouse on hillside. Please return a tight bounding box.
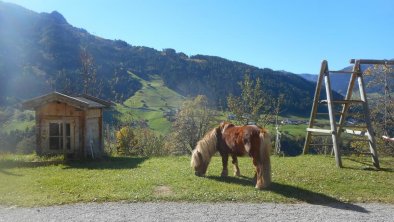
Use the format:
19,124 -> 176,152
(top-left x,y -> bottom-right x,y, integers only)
22,92 -> 112,158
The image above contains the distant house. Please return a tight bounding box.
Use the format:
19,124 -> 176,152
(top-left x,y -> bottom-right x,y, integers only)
227,114 -> 236,120
22,92 -> 112,158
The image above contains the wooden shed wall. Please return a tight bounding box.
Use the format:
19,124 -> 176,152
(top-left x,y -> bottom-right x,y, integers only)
84,109 -> 103,157
36,102 -> 84,156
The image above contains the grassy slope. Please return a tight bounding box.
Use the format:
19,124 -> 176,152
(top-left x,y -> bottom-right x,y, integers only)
115,72 -> 185,134
0,154 -> 393,206
0,110 -> 35,134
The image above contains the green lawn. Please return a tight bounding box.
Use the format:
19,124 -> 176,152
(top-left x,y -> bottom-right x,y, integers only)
0,154 -> 393,207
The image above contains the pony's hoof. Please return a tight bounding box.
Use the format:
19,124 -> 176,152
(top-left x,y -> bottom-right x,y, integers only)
195,172 -> 204,177
221,172 -> 228,177
234,171 -> 241,177
255,183 -> 269,190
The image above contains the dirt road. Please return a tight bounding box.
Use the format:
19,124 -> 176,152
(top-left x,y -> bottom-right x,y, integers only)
1,202 -> 393,222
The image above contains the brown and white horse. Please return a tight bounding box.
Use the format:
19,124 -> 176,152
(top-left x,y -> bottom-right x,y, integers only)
191,121 -> 271,189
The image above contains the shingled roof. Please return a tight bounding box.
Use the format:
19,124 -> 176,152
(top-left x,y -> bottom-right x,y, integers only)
22,92 -> 112,110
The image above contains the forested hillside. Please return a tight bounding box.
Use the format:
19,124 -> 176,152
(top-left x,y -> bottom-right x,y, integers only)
0,2 -> 335,114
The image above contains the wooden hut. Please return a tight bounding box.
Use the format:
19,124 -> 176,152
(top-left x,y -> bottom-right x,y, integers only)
22,92 -> 112,158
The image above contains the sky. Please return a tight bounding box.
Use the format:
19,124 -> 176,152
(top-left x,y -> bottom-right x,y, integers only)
4,0 -> 394,74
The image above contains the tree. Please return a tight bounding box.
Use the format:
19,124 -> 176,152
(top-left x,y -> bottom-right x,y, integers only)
365,64 -> 394,155
227,74 -> 277,126
80,47 -> 103,96
166,95 -> 217,154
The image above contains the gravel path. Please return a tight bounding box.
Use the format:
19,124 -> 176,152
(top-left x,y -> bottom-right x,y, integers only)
1,202 -> 393,222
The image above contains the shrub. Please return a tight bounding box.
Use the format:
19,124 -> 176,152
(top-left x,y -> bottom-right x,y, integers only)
115,126 -> 137,155
115,127 -> 166,156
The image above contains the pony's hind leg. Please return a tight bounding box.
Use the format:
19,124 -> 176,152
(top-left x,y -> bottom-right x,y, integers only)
231,155 -> 241,176
252,158 -> 264,189
221,153 -> 229,177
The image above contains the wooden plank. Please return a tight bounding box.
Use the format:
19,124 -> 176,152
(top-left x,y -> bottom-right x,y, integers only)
319,100 -> 363,104
329,70 -> 360,74
307,128 -> 333,134
62,118 -> 67,158
99,109 -> 103,155
349,138 -> 370,142
309,143 -> 333,146
309,134 -> 332,137
324,69 -> 342,168
35,109 -> 42,155
350,59 -> 394,65
344,129 -> 368,136
86,109 -> 101,118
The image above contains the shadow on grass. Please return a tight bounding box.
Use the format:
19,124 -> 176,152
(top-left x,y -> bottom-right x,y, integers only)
207,175 -> 253,186
207,176 -> 368,213
0,157 -> 148,171
0,160 -> 63,170
0,168 -> 22,176
343,157 -> 393,172
62,156 -> 148,170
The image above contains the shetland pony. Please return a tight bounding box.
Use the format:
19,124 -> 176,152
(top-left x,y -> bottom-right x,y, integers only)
191,121 -> 271,189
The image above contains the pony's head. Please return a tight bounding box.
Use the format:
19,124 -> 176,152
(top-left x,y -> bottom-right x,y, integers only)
191,149 -> 207,176
191,127 -> 221,176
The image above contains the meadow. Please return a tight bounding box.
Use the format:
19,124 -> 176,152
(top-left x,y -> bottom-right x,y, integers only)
0,154 -> 393,207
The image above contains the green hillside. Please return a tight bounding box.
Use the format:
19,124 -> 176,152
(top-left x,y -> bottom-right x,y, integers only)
0,1 -> 327,115
115,72 -> 185,134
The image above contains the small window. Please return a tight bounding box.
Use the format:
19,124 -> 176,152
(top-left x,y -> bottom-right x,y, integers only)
49,122 -> 71,150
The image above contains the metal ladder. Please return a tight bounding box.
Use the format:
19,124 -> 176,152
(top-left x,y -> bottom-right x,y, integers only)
303,59 -> 380,168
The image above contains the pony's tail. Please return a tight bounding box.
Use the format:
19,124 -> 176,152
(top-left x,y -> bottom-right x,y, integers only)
259,129 -> 272,188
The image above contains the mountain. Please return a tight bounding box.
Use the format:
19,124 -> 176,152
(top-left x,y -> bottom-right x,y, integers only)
300,63 -> 394,96
0,2 -> 339,114
299,73 -> 349,95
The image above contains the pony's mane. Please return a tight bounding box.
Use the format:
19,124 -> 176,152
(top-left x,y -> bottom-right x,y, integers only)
194,127 -> 218,164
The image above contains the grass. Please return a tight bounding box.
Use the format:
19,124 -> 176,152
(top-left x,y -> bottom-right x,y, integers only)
0,154 -> 393,207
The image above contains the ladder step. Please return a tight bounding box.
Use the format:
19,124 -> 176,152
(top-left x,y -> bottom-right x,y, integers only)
316,112 -> 343,115
310,134 -> 332,137
307,128 -> 333,134
342,125 -> 367,128
329,70 -> 361,74
316,112 -> 362,117
309,143 -> 333,146
344,129 -> 368,136
350,59 -> 394,65
319,100 -> 364,104
349,138 -> 370,142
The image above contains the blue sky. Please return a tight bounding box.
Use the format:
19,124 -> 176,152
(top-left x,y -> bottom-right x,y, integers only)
5,0 -> 394,74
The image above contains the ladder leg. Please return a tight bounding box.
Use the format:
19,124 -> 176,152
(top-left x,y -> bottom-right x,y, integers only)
304,61 -> 327,154
337,63 -> 359,136
357,74 -> 380,169
324,71 -> 342,168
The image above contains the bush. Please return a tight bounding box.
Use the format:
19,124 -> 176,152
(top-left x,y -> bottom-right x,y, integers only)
115,126 -> 166,156
133,129 -> 166,156
279,134 -> 304,156
115,126 -> 137,155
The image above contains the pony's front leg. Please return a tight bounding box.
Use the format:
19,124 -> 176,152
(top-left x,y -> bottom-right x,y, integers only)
231,155 -> 241,177
221,154 -> 229,177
